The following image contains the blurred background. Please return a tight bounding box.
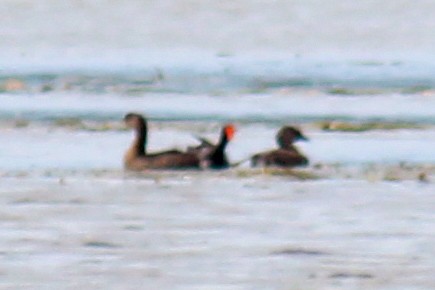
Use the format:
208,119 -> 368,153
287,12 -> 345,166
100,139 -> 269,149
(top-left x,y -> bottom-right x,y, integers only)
1,0 -> 435,170
2,0 -> 435,91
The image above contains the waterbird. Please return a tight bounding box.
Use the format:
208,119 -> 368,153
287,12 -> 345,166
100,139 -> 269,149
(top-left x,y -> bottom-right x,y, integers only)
188,124 -> 236,169
250,126 -> 309,168
123,113 -> 200,170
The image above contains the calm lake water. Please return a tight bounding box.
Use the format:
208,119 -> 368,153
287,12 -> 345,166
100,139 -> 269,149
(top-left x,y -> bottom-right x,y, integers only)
1,1 -> 435,289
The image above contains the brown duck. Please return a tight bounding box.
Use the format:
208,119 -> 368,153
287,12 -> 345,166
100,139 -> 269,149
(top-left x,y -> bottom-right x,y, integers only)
188,124 -> 236,169
123,113 -> 200,170
251,126 -> 309,168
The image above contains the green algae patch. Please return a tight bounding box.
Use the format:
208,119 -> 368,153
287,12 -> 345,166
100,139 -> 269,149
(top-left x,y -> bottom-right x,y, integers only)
54,118 -> 84,128
236,168 -> 319,180
320,121 -> 424,132
327,88 -> 354,95
14,119 -> 29,128
402,85 -> 432,94
52,119 -> 128,132
83,122 -> 129,132
327,88 -> 382,95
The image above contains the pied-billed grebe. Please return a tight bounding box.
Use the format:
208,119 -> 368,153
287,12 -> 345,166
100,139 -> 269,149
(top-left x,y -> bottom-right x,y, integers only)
188,124 -> 235,169
123,113 -> 200,170
251,126 -> 309,168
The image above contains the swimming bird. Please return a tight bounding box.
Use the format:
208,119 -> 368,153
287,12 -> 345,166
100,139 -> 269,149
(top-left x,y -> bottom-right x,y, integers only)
123,113 -> 200,170
188,124 -> 236,169
250,126 -> 309,168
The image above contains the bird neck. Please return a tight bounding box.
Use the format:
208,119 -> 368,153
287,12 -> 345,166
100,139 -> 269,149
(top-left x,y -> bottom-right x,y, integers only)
216,132 -> 229,152
133,120 -> 147,156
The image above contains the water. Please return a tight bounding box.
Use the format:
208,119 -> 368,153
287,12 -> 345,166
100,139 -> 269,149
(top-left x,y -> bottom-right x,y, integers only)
3,0 -> 435,93
1,176 -> 434,290
1,1 -> 435,289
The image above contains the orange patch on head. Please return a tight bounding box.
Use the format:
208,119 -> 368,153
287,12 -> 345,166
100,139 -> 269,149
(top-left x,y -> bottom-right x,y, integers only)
224,124 -> 236,140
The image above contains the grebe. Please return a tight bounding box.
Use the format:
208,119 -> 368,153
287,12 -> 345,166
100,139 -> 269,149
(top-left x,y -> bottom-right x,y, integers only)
251,126 -> 309,168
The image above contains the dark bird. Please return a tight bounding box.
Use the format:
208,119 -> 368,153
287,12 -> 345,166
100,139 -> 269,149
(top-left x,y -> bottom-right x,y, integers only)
188,124 -> 236,169
123,113 -> 199,170
251,126 -> 309,168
